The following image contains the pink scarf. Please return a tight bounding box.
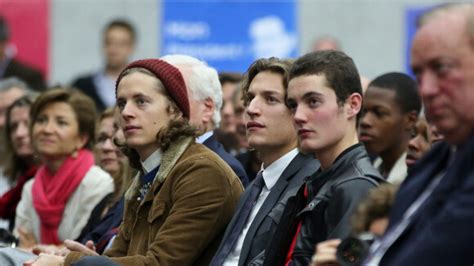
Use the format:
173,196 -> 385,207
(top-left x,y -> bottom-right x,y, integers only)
32,149 -> 95,244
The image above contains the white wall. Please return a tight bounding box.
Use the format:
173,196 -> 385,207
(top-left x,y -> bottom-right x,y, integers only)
51,0 -> 159,85
50,0 -> 457,85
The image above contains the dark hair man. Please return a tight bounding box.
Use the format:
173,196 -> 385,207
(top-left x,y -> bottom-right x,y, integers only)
360,72 -> 421,183
363,4 -> 474,265
211,57 -> 319,266
72,19 -> 136,111
0,17 -> 45,92
264,50 -> 383,265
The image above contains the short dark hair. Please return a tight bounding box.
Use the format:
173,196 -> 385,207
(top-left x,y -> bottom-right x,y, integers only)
219,72 -> 242,85
241,57 -> 293,106
103,19 -> 136,43
368,72 -> 422,115
30,87 -> 97,149
289,51 -> 363,120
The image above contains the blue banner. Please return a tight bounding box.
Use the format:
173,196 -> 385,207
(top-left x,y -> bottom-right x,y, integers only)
404,5 -> 433,76
161,0 -> 298,72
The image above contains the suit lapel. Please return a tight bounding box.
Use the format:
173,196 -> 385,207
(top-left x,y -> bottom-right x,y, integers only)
217,187 -> 254,251
238,153 -> 307,265
388,142 -> 451,228
203,134 -> 219,151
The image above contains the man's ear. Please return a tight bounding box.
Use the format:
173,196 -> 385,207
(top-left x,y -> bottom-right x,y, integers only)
346,92 -> 363,119
404,110 -> 419,131
202,97 -> 215,124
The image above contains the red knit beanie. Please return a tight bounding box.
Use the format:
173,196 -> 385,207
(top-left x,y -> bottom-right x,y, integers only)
115,59 -> 190,119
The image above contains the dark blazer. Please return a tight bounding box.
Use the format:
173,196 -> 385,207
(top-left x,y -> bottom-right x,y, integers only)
211,152 -> 319,266
204,133 -> 249,187
72,74 -> 107,112
264,144 -> 383,266
378,136 -> 474,266
3,59 -> 45,92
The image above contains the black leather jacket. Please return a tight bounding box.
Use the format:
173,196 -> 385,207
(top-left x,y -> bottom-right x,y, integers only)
264,144 -> 384,266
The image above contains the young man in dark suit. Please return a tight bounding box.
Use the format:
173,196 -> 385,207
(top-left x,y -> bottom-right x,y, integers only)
211,57 -> 319,266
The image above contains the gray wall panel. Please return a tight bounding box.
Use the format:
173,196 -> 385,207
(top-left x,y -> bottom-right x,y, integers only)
51,0 -> 159,85
50,0 -> 459,85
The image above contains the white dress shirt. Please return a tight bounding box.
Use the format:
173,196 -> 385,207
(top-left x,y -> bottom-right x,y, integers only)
223,148 -> 299,265
196,131 -> 213,144
93,70 -> 116,108
141,149 -> 163,174
373,152 -> 407,184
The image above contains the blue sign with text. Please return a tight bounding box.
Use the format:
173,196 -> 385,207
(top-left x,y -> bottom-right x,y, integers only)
161,0 -> 298,72
404,5 -> 433,76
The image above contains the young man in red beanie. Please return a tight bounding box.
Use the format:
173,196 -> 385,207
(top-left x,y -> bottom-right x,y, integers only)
26,59 -> 243,266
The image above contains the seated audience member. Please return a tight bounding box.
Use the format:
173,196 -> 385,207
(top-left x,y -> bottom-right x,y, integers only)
232,87 -> 262,181
30,58 -> 243,266
0,18 -> 46,92
14,88 -> 114,248
310,184 -> 398,266
364,4 -> 474,265
211,57 -> 318,266
406,114 -> 443,170
74,108 -> 132,252
30,108 -> 132,257
218,72 -> 242,135
0,94 -> 38,231
0,78 -> 29,131
161,55 -> 248,187
94,108 -> 131,209
231,87 -> 250,153
264,51 -> 383,266
72,19 -> 136,111
359,72 -> 421,184
0,78 -> 30,231
0,78 -> 28,176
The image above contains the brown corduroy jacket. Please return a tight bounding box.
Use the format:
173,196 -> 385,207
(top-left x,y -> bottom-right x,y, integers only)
65,137 -> 243,266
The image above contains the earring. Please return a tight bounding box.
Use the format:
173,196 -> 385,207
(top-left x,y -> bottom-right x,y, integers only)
72,148 -> 78,159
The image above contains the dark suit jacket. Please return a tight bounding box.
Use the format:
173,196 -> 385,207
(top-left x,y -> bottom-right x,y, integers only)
204,133 -> 249,187
3,59 -> 45,92
379,136 -> 474,266
72,74 -> 106,112
210,152 -> 319,266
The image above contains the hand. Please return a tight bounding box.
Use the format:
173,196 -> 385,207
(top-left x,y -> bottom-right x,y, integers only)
63,239 -> 99,256
32,244 -> 61,255
17,227 -> 37,250
23,253 -> 64,266
310,239 -> 341,266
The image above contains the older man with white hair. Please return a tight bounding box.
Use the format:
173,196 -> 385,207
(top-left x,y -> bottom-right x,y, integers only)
161,55 -> 248,187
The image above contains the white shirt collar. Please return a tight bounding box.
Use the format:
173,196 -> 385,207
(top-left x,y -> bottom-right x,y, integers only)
261,148 -> 298,190
196,130 -> 213,144
141,149 -> 163,173
373,152 -> 408,184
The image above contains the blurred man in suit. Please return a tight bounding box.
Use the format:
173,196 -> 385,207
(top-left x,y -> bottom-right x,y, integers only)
364,4 -> 474,265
